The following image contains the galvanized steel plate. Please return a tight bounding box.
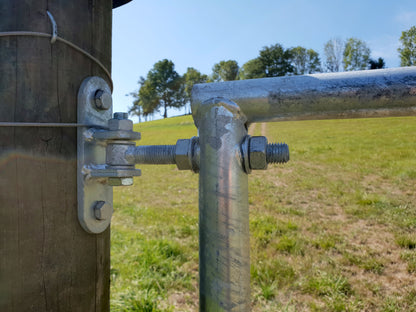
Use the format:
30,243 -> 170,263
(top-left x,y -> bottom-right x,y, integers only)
77,76 -> 113,234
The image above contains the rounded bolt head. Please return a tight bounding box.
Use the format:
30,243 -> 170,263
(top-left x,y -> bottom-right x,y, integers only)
94,201 -> 113,221
94,89 -> 112,110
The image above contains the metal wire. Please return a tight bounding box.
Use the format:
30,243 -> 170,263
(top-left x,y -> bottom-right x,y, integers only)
0,31 -> 113,89
0,122 -> 105,128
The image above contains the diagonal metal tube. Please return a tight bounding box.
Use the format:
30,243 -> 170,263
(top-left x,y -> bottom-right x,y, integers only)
192,67 -> 416,123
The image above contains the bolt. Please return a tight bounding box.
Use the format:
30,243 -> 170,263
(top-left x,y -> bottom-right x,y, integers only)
125,137 -> 200,172
108,112 -> 133,131
129,145 -> 176,164
94,201 -> 113,221
94,89 -> 112,110
247,136 -> 289,171
108,177 -> 134,186
113,112 -> 128,120
266,143 -> 290,164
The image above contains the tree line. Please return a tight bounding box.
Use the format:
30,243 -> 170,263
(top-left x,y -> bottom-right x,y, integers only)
130,26 -> 416,120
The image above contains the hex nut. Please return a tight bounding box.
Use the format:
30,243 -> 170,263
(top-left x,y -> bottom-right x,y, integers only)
108,177 -> 134,186
106,143 -> 134,166
175,139 -> 192,170
94,89 -> 112,110
113,112 -> 129,120
249,136 -> 268,170
108,118 -> 133,131
94,201 -> 113,221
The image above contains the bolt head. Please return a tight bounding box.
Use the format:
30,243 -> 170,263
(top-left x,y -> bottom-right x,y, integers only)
94,89 -> 112,110
249,136 -> 268,170
108,177 -> 134,186
94,201 -> 113,221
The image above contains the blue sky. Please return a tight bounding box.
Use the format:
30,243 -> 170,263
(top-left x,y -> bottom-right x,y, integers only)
112,0 -> 416,120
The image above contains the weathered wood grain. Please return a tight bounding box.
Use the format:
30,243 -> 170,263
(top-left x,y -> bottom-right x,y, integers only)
0,1 -> 112,311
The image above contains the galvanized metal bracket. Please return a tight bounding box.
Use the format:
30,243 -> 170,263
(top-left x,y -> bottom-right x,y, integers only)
77,76 -> 141,234
77,77 -> 113,234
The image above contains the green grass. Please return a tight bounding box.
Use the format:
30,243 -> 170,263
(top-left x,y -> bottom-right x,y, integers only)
111,115 -> 416,311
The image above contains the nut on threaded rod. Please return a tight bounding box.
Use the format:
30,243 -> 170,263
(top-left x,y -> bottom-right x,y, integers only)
126,137 -> 200,172
243,136 -> 290,173
267,143 -> 289,164
125,135 -> 288,174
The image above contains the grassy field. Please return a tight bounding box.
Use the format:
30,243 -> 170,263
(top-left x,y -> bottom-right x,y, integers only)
110,115 -> 416,312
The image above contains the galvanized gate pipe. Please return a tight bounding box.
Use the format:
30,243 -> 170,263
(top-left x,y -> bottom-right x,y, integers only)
194,98 -> 251,311
192,67 -> 416,123
191,67 -> 416,311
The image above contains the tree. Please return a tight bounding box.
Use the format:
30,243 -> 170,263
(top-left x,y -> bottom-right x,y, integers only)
324,38 -> 344,72
398,26 -> 416,66
211,60 -> 239,82
129,76 -> 158,121
183,67 -> 208,113
289,46 -> 321,75
368,57 -> 385,70
239,58 -> 266,80
343,38 -> 371,71
258,44 -> 293,77
129,59 -> 185,119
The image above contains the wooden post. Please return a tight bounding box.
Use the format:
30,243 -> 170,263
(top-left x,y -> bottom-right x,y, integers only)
0,1 -> 112,311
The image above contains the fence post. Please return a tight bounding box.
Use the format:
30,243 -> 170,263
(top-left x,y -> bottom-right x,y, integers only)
191,67 -> 416,311
195,98 -> 251,311
0,1 -> 112,310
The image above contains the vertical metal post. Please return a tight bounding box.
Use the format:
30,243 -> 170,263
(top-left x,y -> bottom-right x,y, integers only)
196,98 -> 250,311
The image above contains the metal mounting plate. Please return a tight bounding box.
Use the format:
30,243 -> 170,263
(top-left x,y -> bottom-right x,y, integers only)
77,77 -> 113,234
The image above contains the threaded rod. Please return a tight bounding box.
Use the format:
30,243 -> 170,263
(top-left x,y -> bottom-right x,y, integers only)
128,145 -> 176,164
266,143 -> 289,164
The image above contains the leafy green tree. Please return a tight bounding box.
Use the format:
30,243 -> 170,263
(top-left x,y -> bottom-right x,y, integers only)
258,44 -> 293,77
183,67 -> 208,100
240,44 -> 296,79
129,76 -> 159,122
324,38 -> 344,72
211,60 -> 239,82
343,38 -> 371,71
368,57 -> 385,69
183,67 -> 208,113
129,60 -> 185,119
398,26 -> 416,66
239,58 -> 265,79
289,46 -> 321,75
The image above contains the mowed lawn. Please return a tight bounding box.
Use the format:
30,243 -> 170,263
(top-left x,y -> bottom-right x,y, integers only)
110,115 -> 416,312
